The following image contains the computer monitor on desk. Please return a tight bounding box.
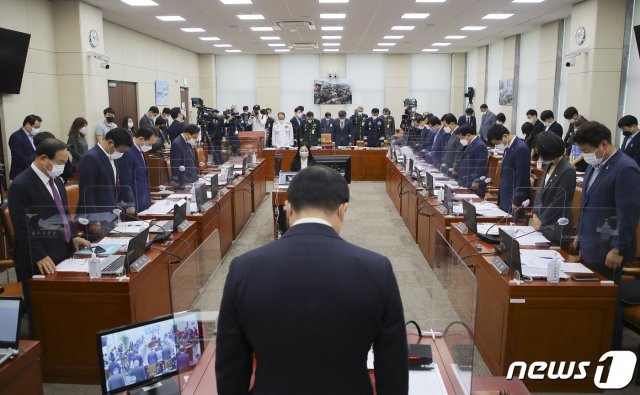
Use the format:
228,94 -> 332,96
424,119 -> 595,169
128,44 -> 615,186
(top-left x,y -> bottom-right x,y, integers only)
210,174 -> 219,199
443,184 -> 455,213
425,172 -> 434,197
462,199 -> 478,234
193,183 -> 211,213
499,228 -> 522,276
314,155 -> 352,183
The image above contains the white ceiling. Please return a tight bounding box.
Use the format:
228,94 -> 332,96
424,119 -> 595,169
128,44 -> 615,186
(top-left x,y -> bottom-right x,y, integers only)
83,0 -> 578,55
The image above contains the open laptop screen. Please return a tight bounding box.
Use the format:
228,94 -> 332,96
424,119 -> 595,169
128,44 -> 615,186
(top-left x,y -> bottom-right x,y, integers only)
0,297 -> 21,349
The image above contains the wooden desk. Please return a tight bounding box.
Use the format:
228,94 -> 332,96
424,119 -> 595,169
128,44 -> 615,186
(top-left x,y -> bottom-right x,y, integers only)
386,161 -> 404,213
250,160 -> 267,213
449,225 -> 617,392
229,172 -> 253,240
262,148 -> 389,181
0,340 -> 43,395
29,225 -> 198,384
271,186 -> 288,238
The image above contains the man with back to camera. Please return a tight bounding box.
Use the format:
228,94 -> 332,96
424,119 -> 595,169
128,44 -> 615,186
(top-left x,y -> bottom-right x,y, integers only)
478,104 -> 496,143
139,106 -> 159,131
9,114 -> 42,180
216,166 -> 409,395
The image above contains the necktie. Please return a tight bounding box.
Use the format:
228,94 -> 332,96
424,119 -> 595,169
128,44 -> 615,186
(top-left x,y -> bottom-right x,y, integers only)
48,178 -> 71,243
340,121 -> 344,129
623,136 -> 630,150
467,117 -> 470,124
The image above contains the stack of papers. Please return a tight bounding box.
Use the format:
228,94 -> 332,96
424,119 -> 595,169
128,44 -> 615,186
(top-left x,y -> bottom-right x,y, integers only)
455,193 -> 479,200
56,258 -> 95,273
501,226 -> 551,246
167,193 -> 191,200
110,221 -> 149,234
139,200 -> 175,215
473,202 -> 509,217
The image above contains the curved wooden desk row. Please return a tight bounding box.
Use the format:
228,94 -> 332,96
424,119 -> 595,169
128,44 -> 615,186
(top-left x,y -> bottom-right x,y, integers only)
28,160 -> 268,385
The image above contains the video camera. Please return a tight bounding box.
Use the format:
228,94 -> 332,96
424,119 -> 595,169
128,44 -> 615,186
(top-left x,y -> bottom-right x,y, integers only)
464,87 -> 475,105
401,98 -> 418,131
191,97 -> 219,126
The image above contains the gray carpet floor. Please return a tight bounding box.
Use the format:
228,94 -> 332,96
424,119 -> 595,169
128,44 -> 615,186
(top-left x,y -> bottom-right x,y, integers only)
39,181 -> 640,394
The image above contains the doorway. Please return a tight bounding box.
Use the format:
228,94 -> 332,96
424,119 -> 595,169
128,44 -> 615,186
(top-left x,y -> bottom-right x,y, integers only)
108,81 -> 138,129
180,87 -> 189,124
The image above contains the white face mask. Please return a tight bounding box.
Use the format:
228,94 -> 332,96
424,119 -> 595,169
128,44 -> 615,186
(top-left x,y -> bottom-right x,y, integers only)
79,127 -> 87,135
32,127 -> 40,134
47,159 -> 65,178
569,119 -> 575,124
543,121 -> 552,127
110,150 -> 124,160
459,138 -> 469,147
496,121 -> 503,125
527,119 -> 535,125
141,144 -> 153,152
128,121 -> 134,129
300,151 -> 309,159
279,119 -> 285,124
495,143 -> 506,150
444,127 -> 452,134
583,148 -> 604,166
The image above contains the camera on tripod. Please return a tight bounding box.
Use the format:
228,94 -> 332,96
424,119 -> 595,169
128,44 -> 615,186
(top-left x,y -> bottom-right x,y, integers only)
191,97 -> 218,126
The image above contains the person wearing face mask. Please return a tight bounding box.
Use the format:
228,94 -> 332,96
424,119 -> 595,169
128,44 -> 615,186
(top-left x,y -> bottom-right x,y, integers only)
8,137 -> 91,336
95,107 -> 117,143
416,116 -> 432,159
272,112 -> 294,148
9,114 -> 42,180
265,108 -> 275,148
34,131 -> 76,183
487,124 -> 530,215
382,108 -> 396,141
531,132 -> 575,248
290,106 -> 305,144
152,116 -> 170,153
332,110 -> 353,147
139,106 -> 159,131
454,125 -> 487,188
540,110 -> 563,138
290,143 -> 317,172
427,116 -> 448,167
162,107 -> 172,125
365,108 -> 385,147
123,116 -> 136,138
495,113 -> 506,126
478,104 -> 496,143
573,121 -> 640,350
300,112 -> 322,147
118,128 -> 158,213
521,121 -> 535,151
441,114 -> 462,176
569,118 -> 588,172
320,112 -> 334,135
207,109 -> 225,163
458,108 -> 477,133
618,115 -> 640,166
168,107 -> 187,141
78,128 -> 133,215
350,106 -> 368,142
526,109 -> 545,159
563,106 -> 586,155
170,124 -> 201,188
67,117 -> 89,164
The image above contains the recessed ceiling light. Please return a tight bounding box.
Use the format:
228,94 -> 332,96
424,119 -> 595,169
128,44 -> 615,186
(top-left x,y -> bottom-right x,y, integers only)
324,48 -> 340,52
237,14 -> 265,20
181,28 -> 205,32
384,35 -> 404,39
321,26 -> 344,31
323,42 -> 341,46
214,44 -> 233,47
319,0 -> 349,3
483,13 -> 514,19
422,48 -> 440,52
268,43 -> 286,47
226,49 -> 242,53
402,13 -> 430,19
199,36 -> 221,41
416,0 -> 446,2
373,48 -> 389,52
377,42 -> 396,46
432,42 -> 450,46
391,26 -> 415,31
156,16 -> 185,21
260,36 -> 280,40
274,49 -> 290,53
513,0 -> 544,3
322,35 -> 342,39
220,0 -> 252,4
121,0 -> 158,6
461,26 -> 486,31
251,26 -> 274,31
320,13 -> 346,19
445,35 -> 466,39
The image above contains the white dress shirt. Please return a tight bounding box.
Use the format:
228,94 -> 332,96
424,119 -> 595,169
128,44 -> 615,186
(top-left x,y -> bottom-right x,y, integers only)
31,163 -> 59,200
292,217 -> 332,227
97,143 -> 117,183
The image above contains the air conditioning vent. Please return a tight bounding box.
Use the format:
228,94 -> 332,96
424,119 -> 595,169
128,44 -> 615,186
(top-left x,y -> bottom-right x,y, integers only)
274,20 -> 316,32
289,42 -> 319,51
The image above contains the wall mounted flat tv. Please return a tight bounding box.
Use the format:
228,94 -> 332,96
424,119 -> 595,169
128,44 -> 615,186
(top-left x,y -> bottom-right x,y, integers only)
0,27 -> 31,94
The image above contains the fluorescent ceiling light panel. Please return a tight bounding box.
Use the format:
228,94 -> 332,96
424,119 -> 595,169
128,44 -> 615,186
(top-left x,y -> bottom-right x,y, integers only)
482,13 -> 514,19
268,43 -> 286,47
513,0 -> 544,3
251,26 -> 274,31
220,0 -> 252,4
121,0 -> 158,6
320,13 -> 346,19
461,26 -> 486,31
199,36 -> 221,41
402,13 -> 430,19
422,48 -> 440,52
214,44 -> 233,47
384,35 -> 404,40
416,0 -> 446,2
260,36 -> 280,40
319,0 -> 349,3
323,42 -> 340,46
156,16 -> 185,21
225,49 -> 242,53
373,48 -> 389,52
391,26 -> 415,30
432,42 -> 450,46
377,42 -> 396,46
181,28 -> 205,32
324,49 -> 340,52
274,49 -> 290,52
445,35 -> 466,39
237,14 -> 265,20
322,35 -> 342,39
321,26 -> 344,31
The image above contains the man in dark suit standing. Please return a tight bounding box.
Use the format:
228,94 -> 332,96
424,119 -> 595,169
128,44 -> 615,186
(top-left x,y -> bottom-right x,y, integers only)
78,128 -> 133,215
573,121 -> 640,350
478,104 -> 496,143
299,111 -> 321,147
216,166 -> 408,395
618,115 -> 640,166
170,124 -> 200,187
139,106 -> 159,131
540,110 -> 564,138
118,128 -> 158,213
9,138 -> 91,335
320,112 -> 334,135
458,108 -> 477,133
9,114 -> 42,180
455,126 -> 488,188
168,107 -> 186,141
441,114 -> 462,175
332,110 -> 353,146
563,107 -> 585,155
351,106 -> 368,141
290,106 -> 305,143
526,109 -> 545,158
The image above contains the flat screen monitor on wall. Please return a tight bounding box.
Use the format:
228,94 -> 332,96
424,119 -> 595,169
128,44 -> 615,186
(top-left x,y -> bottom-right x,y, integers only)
0,27 -> 31,94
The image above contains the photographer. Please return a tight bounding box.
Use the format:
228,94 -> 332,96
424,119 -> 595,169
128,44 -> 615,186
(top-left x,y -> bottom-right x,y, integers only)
250,105 -> 267,139
240,105 -> 252,131
208,109 -> 225,164
225,111 -> 242,155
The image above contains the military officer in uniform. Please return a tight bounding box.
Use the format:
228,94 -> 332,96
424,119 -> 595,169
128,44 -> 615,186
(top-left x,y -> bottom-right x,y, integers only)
299,111 -> 322,147
321,112 -> 334,135
383,108 -> 396,141
272,112 -> 294,148
365,108 -> 385,147
350,106 -> 368,143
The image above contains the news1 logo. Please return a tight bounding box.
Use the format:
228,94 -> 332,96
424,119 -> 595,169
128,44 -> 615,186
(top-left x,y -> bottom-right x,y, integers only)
507,351 -> 637,389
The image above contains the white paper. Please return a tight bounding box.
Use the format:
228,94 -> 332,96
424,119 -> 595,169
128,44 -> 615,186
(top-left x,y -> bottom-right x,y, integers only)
408,364 -> 448,395
167,194 -> 191,200
98,237 -> 133,247
110,221 -> 149,234
139,200 -> 175,215
520,249 -> 565,268
56,258 -> 104,273
561,262 -> 594,274
189,203 -> 198,214
455,194 -> 479,199
476,223 -> 500,236
521,265 -> 569,279
367,349 -> 374,370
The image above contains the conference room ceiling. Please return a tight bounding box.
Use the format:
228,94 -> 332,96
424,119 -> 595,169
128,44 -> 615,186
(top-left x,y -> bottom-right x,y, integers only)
85,0 -> 578,55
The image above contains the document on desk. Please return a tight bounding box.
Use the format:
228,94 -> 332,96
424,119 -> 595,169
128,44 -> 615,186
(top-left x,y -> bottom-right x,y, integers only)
167,193 -> 191,200
476,223 -> 499,236
409,365 -> 448,395
189,202 -> 198,214
56,258 -> 103,273
110,221 -> 149,234
520,249 -> 564,266
501,226 -> 551,246
139,200 -> 175,215
561,262 -> 593,274
455,193 -> 479,200
473,202 -> 509,217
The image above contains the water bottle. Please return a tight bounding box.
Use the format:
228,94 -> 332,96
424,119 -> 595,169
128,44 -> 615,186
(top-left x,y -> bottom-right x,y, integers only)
547,255 -> 560,283
89,253 -> 101,279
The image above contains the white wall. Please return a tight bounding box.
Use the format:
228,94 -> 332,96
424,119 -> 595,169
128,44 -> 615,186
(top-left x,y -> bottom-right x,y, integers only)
280,55 -> 320,116
346,54 -> 386,115
215,55 -> 257,113
624,1 -> 640,117
466,48 -> 478,95
411,54 -> 452,116
486,40 -> 504,112
516,28 -> 541,134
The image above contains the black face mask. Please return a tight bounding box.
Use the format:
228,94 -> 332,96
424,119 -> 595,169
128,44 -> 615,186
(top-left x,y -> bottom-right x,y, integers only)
623,131 -> 632,137
106,116 -> 114,123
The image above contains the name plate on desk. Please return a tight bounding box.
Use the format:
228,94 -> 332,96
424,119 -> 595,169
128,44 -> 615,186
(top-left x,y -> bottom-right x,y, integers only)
454,222 -> 468,235
436,206 -> 447,215
200,201 -> 213,213
178,220 -> 193,233
491,257 -> 509,275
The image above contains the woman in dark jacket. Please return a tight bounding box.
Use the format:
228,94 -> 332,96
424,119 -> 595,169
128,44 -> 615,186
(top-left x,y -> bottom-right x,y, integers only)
67,117 -> 89,163
290,143 -> 317,171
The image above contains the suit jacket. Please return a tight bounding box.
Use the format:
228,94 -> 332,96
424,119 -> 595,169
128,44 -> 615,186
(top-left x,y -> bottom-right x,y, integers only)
139,114 -> 154,131
365,116 -> 385,147
332,118 -> 353,146
458,115 -> 477,133
429,129 -> 450,168
168,121 -> 186,141
9,129 -> 36,180
320,118 -> 334,135
290,156 -> 317,172
350,114 -> 368,140
533,158 -> 576,244
547,122 -> 563,138
442,130 -> 463,173
456,137 -> 488,188
299,119 -> 322,147
479,112 -> 496,140
170,136 -> 197,186
215,223 -> 408,395
118,145 -> 151,212
290,116 -> 304,143
498,138 -> 531,213
78,145 -> 120,214
578,150 -> 640,269
622,133 -> 640,167
527,120 -> 546,153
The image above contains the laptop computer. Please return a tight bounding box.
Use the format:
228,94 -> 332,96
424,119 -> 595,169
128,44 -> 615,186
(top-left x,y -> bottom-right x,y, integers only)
0,297 -> 21,366
443,184 -> 455,213
150,202 -> 187,234
100,228 -> 150,275
462,199 -> 478,234
210,174 -> 219,199
193,183 -> 211,213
